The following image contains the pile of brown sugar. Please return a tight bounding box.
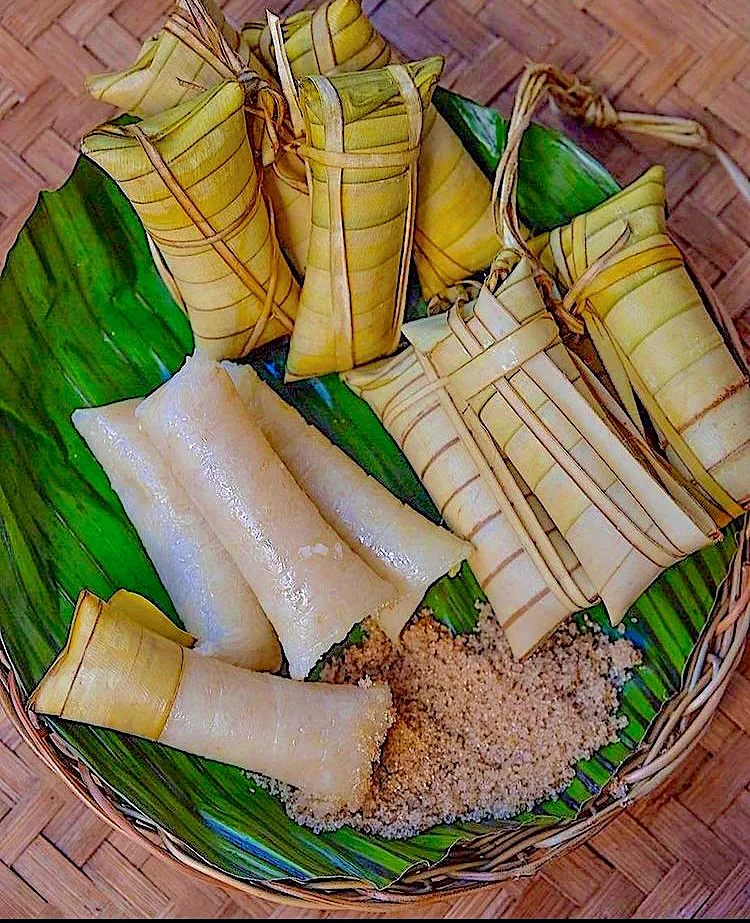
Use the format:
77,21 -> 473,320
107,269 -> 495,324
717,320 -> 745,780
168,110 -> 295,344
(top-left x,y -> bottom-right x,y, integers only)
262,606 -> 640,839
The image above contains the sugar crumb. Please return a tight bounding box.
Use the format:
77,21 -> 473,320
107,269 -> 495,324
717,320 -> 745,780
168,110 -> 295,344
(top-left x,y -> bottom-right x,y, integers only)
260,605 -> 640,838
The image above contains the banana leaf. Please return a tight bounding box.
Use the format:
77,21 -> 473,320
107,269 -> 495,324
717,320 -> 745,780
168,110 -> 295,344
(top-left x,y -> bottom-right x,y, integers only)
0,87 -> 738,888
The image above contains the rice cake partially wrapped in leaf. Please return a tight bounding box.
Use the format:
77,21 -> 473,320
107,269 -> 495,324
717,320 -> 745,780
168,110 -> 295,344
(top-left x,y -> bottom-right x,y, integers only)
286,57 -> 442,381
82,81 -> 299,360
401,255 -> 716,631
31,591 -> 392,810
246,0 -> 498,298
529,165 -> 750,521
137,353 -> 395,678
224,362 -> 470,640
73,399 -> 281,671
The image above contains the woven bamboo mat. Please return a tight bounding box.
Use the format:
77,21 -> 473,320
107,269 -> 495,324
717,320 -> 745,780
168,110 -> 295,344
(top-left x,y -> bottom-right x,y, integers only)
0,0 -> 749,917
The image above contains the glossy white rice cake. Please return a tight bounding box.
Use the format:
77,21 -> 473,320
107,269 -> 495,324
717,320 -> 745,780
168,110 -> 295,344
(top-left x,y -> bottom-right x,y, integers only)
137,353 -> 394,678
73,399 -> 281,671
223,362 -> 470,640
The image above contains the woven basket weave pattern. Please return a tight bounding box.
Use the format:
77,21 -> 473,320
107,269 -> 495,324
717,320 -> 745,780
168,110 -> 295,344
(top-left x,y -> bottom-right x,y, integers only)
1,0 -> 749,915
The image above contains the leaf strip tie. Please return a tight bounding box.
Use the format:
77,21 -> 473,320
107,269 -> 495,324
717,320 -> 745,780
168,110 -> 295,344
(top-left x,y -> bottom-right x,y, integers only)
406,345 -> 593,613
125,124 -> 292,345
493,63 -> 749,255
385,64 -> 423,351
295,146 -> 421,169
311,1 -> 337,75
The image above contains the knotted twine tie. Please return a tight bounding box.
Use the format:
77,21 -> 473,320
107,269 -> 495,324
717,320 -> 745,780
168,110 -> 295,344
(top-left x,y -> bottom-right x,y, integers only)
493,63 -> 749,257
170,1 -> 298,176
546,67 -> 749,203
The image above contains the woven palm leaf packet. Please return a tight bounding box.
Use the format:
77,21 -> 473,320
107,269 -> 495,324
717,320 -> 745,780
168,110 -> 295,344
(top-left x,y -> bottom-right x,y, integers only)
82,80 -> 299,359
285,57 -> 443,380
242,0 -> 499,297
18,0 -> 750,867
347,252 -> 719,656
85,0 -> 253,116
528,165 -> 750,521
86,0 -> 311,278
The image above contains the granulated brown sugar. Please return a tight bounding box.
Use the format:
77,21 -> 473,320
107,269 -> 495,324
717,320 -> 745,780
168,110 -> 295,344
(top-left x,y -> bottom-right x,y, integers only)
258,606 -> 640,838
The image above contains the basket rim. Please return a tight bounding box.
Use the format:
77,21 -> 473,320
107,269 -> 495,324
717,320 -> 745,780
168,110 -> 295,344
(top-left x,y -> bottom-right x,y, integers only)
2,519 -> 747,909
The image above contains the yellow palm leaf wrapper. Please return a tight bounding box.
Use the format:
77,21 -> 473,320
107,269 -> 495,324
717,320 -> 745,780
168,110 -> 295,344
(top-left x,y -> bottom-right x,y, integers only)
30,591 -> 393,810
82,81 -> 299,360
223,362 -> 470,640
85,0 -> 311,278
137,352 -> 395,679
528,165 -> 750,521
400,255 -> 717,633
245,0 -> 498,298
243,0 -> 392,77
263,144 -> 311,276
86,0 -> 250,117
343,274 -> 612,659
412,107 -> 499,299
285,57 -> 442,381
72,399 -> 281,671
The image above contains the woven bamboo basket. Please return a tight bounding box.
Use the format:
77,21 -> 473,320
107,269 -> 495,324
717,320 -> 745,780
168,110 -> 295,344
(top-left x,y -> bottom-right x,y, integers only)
0,251 -> 747,908
0,519 -> 747,909
1,46 -> 749,905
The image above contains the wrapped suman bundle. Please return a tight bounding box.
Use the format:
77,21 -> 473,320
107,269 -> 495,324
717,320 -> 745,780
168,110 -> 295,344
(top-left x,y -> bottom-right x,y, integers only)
345,353 -> 592,657
345,255 -> 718,656
247,0 -> 499,298
82,81 -> 299,360
31,591 -> 393,810
402,256 -> 717,627
528,165 -> 750,523
86,0 -> 311,279
285,58 -> 442,380
86,0 -> 250,116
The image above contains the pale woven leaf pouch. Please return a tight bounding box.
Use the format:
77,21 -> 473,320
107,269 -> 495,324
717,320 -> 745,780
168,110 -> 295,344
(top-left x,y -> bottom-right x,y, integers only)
490,64 -> 750,525
244,0 -> 499,298
82,81 -> 299,360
